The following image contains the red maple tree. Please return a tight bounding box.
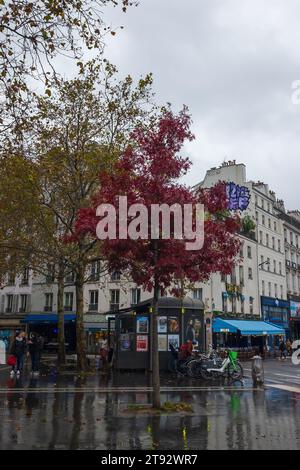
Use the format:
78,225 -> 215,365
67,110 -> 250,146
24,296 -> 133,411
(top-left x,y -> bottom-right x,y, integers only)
75,107 -> 241,408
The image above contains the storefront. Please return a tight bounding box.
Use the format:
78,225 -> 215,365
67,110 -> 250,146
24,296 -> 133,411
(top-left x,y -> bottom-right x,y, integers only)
289,298 -> 300,341
261,296 -> 290,341
22,314 -> 76,351
212,318 -> 285,350
0,317 -> 25,350
114,296 -> 205,370
84,314 -> 115,354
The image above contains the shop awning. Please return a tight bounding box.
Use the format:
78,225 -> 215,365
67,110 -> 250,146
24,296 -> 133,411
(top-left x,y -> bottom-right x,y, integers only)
22,314 -> 76,324
213,318 -> 285,336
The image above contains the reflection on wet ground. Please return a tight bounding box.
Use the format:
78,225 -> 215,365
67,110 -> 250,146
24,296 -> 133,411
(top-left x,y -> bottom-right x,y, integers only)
0,370 -> 300,449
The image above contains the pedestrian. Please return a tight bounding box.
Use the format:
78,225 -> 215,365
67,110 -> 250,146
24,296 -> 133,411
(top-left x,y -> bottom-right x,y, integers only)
9,331 -> 27,377
28,332 -> 40,375
286,339 -> 292,356
279,339 -> 287,360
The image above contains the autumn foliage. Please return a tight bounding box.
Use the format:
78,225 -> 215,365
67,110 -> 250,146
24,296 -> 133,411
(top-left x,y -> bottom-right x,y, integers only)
75,107 -> 241,293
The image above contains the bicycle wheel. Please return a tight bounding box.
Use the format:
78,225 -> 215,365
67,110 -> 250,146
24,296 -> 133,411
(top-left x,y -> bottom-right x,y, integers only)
228,362 -> 243,380
200,366 -> 214,380
167,356 -> 177,373
189,360 -> 204,378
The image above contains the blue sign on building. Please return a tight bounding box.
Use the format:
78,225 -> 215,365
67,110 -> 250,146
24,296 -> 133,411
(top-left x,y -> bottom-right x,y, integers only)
226,182 -> 251,211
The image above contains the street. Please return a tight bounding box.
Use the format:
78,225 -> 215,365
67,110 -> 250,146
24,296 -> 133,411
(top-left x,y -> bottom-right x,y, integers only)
0,359 -> 300,450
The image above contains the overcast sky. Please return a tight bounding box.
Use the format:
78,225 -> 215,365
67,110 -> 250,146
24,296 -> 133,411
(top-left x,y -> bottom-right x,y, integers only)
102,0 -> 300,210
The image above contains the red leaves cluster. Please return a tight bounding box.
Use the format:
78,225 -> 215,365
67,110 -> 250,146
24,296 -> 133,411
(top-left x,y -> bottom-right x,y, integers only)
74,107 -> 241,294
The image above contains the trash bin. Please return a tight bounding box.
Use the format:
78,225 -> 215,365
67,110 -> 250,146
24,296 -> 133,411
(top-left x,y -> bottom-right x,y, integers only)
252,355 -> 264,386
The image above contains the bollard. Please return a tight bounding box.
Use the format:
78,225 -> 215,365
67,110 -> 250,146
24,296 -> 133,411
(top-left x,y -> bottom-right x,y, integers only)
252,355 -> 264,387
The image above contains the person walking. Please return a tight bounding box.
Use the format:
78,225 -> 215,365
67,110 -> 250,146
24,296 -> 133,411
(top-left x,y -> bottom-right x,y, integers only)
10,331 -> 27,377
28,332 -> 40,375
279,339 -> 287,360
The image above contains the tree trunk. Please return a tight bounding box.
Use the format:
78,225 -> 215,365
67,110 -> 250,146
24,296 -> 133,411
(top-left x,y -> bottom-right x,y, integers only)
151,241 -> 161,409
57,265 -> 66,366
76,263 -> 87,371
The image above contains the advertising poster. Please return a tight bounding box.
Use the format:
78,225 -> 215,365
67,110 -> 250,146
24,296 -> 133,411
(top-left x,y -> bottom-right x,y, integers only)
158,334 -> 167,351
184,315 -> 202,348
120,334 -> 131,351
136,335 -> 148,352
158,316 -> 167,333
290,301 -> 300,318
168,316 -> 180,333
136,316 -> 149,334
168,334 -> 180,351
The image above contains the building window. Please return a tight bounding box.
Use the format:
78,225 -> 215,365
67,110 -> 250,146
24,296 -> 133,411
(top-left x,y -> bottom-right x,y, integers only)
274,284 -> 278,298
267,258 -> 270,271
260,255 -> 264,269
110,271 -> 121,282
65,271 -> 75,284
193,288 -> 203,300
240,244 -> 244,257
6,294 -> 13,313
45,265 -> 55,283
7,273 -> 15,286
248,268 -> 253,280
280,285 -> 283,299
90,260 -> 100,281
19,294 -> 28,313
110,289 -> 120,311
266,233 -> 269,247
64,292 -> 74,312
232,296 -> 237,314
278,240 -> 281,252
259,231 -> 263,244
255,211 -> 259,222
222,295 -> 228,314
262,199 -> 265,210
279,262 -> 282,275
241,297 -> 245,314
89,290 -> 99,311
21,267 -> 29,285
262,215 -> 265,225
268,282 -> 272,297
262,281 -> 265,296
131,288 -> 141,306
273,260 -> 276,273
239,266 -> 244,285
274,221 -> 277,232
272,237 -> 275,250
231,267 -> 237,284
221,273 -> 227,283
268,218 -> 271,229
44,293 -> 53,312
249,297 -> 254,315
247,246 -> 252,259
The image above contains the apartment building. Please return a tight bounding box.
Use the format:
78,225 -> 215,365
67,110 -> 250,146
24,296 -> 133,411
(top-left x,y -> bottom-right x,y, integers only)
0,161 -> 298,345
0,267 -> 32,342
276,205 -> 300,339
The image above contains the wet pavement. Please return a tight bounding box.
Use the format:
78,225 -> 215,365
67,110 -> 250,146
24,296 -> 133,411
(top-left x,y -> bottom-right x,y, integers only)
0,361 -> 300,450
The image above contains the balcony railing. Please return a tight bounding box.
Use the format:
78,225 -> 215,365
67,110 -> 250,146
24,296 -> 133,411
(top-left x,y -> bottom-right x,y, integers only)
64,306 -> 73,312
110,303 -> 119,312
44,306 -> 53,312
88,303 -> 98,312
5,308 -> 12,313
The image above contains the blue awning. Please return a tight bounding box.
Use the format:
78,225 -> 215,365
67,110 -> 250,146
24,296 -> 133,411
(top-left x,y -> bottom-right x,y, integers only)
22,314 -> 76,324
213,318 -> 285,336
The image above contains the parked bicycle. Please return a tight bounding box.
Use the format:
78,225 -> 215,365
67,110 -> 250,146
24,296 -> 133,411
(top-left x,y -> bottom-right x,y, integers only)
199,350 -> 243,382
167,343 -> 195,376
